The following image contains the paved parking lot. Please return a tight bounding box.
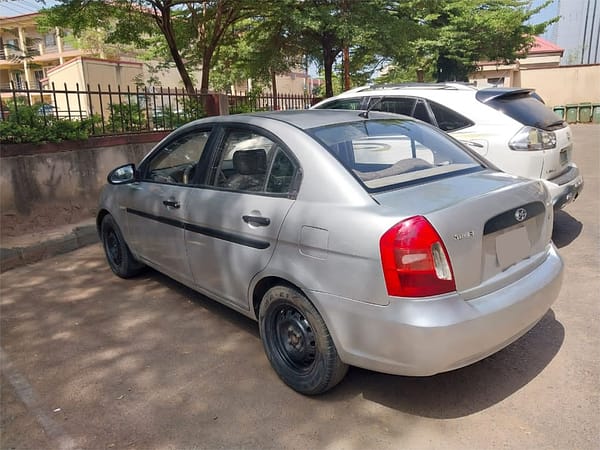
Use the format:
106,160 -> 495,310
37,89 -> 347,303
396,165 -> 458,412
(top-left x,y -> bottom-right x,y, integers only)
1,125 -> 598,450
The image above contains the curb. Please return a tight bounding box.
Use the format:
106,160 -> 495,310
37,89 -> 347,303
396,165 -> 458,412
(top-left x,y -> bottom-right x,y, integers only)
0,224 -> 99,272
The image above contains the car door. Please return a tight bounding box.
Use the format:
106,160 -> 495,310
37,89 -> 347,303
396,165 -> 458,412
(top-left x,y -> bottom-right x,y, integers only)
120,128 -> 214,284
424,100 -> 489,156
184,125 -> 300,309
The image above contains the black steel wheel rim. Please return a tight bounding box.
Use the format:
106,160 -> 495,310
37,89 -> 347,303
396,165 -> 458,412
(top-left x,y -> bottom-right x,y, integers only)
105,229 -> 122,267
269,304 -> 317,372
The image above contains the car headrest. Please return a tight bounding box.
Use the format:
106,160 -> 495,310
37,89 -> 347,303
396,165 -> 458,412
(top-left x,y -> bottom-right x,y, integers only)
232,149 -> 267,175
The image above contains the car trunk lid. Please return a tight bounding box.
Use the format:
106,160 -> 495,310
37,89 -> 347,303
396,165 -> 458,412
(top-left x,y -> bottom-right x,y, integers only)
373,170 -> 553,295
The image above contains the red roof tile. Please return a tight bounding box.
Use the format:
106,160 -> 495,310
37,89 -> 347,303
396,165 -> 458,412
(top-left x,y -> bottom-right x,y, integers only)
529,36 -> 564,55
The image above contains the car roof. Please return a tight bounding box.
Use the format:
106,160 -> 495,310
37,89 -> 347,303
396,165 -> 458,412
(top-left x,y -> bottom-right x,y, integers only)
237,109 -> 412,130
333,82 -> 478,96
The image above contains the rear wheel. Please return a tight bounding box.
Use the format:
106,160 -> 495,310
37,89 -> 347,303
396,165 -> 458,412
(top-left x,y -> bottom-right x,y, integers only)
101,214 -> 145,278
258,285 -> 348,395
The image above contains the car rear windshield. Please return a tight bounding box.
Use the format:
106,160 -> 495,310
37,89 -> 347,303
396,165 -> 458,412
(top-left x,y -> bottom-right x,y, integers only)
307,119 -> 484,192
478,91 -> 566,131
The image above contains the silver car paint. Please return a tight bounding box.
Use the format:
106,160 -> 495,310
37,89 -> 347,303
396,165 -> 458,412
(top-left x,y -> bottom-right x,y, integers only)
98,110 -> 564,376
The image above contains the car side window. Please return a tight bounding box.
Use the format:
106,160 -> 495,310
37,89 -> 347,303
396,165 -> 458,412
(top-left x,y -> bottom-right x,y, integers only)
368,97 -> 417,116
213,129 -> 298,195
267,149 -> 297,194
144,130 -> 211,184
413,100 -> 434,124
427,100 -> 474,131
317,98 -> 362,110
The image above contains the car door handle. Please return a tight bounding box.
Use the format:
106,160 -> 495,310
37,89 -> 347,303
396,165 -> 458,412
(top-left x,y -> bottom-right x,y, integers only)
242,215 -> 270,226
462,140 -> 484,148
163,200 -> 180,209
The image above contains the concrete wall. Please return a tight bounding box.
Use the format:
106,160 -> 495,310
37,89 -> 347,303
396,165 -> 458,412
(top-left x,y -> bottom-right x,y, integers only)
470,64 -> 600,106
0,134 -> 166,236
518,64 -> 600,106
45,58 -> 145,117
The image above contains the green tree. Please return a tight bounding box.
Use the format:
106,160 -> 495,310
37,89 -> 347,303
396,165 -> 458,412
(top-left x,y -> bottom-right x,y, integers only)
39,0 -> 258,94
385,0 -> 557,82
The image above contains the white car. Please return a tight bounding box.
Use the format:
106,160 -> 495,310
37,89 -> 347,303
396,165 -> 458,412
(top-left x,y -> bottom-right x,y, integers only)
312,83 -> 583,209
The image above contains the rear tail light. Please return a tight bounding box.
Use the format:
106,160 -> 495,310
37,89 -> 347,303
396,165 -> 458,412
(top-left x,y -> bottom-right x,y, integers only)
380,216 -> 456,297
509,126 -> 556,151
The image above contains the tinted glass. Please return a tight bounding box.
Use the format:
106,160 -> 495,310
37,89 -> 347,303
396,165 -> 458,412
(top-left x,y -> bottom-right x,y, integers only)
308,119 -> 483,191
480,92 -> 565,131
368,97 -> 416,116
145,131 -> 210,184
428,100 -> 473,131
413,100 -> 433,124
316,98 -> 362,110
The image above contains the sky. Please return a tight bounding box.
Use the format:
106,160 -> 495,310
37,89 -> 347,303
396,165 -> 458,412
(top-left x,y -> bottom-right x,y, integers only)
0,0 -> 56,17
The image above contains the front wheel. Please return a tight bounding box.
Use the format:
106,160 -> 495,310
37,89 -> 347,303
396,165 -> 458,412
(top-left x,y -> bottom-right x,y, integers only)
258,285 -> 348,395
100,214 -> 145,278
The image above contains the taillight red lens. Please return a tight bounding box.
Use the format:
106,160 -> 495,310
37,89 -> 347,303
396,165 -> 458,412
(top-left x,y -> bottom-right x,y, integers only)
380,216 -> 456,297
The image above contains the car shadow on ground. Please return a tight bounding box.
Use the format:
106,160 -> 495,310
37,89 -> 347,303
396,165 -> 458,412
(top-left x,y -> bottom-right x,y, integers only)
553,210 -> 583,248
147,267 -> 565,419
319,309 -> 564,418
138,268 -> 261,339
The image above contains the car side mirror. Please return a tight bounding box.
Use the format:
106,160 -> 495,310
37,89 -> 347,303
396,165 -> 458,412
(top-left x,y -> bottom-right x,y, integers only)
107,163 -> 136,185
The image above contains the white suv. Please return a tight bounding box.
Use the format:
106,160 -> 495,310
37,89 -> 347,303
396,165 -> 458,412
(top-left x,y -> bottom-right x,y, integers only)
312,83 -> 583,209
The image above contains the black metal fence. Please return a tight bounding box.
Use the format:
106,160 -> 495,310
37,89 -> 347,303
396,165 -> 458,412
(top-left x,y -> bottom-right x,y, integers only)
0,82 -> 208,135
0,82 -> 320,144
229,92 -> 319,113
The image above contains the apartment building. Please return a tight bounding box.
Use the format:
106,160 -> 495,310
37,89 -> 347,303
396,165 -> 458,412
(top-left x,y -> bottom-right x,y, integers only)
0,12 -> 82,90
1,11 -> 321,115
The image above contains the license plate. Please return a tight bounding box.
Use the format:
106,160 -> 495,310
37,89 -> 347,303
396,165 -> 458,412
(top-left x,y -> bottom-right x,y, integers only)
496,226 -> 531,269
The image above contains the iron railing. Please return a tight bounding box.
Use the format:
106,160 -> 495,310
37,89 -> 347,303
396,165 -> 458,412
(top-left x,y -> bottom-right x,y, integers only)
1,82 -> 211,136
229,92 -> 319,113
1,82 -> 321,139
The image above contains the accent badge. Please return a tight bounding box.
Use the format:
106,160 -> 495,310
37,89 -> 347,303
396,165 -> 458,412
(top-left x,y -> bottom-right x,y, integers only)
515,208 -> 527,222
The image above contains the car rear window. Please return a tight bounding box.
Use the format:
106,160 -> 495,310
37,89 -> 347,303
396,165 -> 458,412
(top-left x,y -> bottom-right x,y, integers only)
307,119 -> 484,191
478,91 -> 566,131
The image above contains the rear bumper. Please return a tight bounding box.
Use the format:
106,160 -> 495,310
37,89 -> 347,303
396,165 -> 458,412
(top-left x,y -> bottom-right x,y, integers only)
309,245 -> 563,376
544,164 -> 584,210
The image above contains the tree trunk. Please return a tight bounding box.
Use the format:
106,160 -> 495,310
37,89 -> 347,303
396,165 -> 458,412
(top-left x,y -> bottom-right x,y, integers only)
155,9 -> 195,95
200,47 -> 215,94
322,44 -> 337,98
343,45 -> 351,91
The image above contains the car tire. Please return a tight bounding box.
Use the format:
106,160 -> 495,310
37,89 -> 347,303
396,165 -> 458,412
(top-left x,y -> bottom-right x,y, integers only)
101,214 -> 145,278
258,285 -> 348,395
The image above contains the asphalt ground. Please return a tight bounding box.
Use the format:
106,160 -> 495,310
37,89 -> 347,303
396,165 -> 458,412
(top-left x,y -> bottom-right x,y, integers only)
1,124 -> 599,450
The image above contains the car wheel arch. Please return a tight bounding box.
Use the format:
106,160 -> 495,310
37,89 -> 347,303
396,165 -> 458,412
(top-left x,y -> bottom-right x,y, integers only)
96,209 -> 110,236
252,276 -> 301,320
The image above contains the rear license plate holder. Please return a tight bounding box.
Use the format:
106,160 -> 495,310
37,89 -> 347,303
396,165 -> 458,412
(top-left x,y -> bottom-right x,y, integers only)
496,226 -> 531,269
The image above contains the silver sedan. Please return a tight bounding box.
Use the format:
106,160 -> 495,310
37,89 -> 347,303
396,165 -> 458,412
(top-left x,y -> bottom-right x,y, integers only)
98,110 -> 563,395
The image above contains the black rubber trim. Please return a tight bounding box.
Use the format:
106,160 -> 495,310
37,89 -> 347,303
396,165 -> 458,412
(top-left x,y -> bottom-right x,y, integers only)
126,208 -> 270,250
483,201 -> 545,235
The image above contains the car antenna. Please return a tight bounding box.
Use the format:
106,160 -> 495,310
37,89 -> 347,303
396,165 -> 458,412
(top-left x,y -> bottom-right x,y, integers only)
358,98 -> 383,119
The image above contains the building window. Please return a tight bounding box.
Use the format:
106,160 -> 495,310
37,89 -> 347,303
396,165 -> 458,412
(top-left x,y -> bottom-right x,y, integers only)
6,39 -> 20,55
487,77 -> 505,87
44,33 -> 56,47
12,72 -> 24,89
34,70 -> 45,89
